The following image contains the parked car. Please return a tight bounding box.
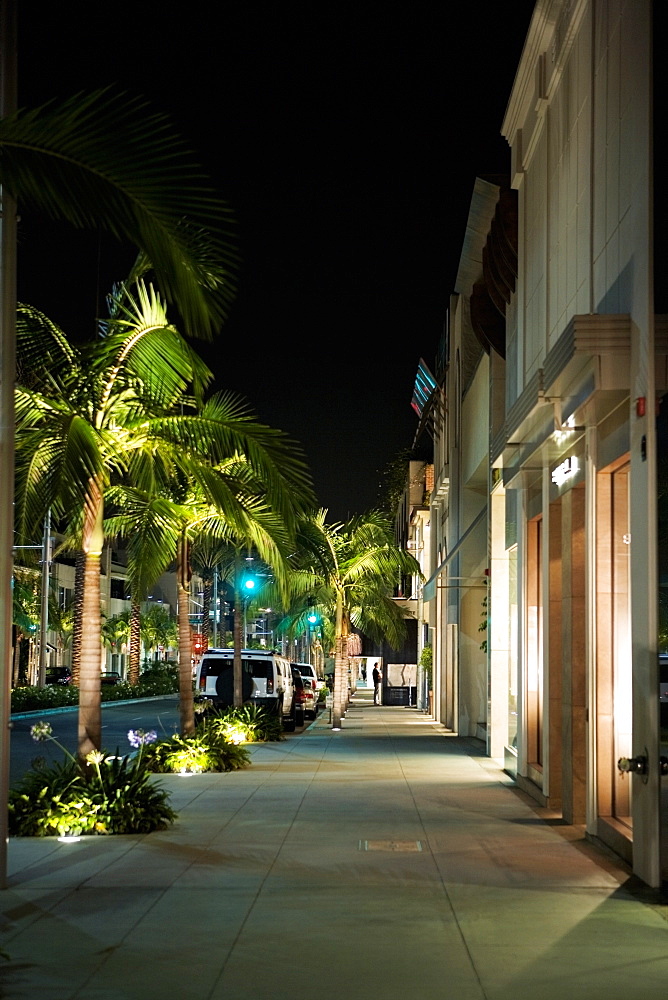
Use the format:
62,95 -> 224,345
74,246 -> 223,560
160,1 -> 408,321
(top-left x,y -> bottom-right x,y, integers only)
291,661 -> 325,694
45,666 -> 72,686
290,663 -> 321,719
196,649 -> 297,731
300,676 -> 319,720
100,671 -> 122,686
290,665 -> 307,728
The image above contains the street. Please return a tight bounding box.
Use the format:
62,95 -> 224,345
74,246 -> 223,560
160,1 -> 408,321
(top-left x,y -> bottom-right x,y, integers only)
9,696 -> 181,784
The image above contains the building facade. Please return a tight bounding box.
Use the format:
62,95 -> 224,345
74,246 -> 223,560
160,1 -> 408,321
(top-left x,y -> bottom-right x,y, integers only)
420,1 -> 666,888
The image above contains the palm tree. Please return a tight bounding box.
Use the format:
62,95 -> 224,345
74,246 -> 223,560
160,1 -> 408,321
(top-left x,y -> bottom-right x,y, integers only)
107,471 -> 311,735
101,611 -> 130,675
190,537 -> 233,651
141,603 -> 178,665
10,568 -> 39,686
14,282 -> 224,757
274,510 -> 423,728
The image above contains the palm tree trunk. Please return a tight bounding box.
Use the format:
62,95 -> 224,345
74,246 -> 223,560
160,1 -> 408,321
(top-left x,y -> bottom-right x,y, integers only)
78,483 -> 104,758
201,577 -> 211,651
332,593 -> 348,729
176,532 -> 194,734
128,598 -> 141,684
12,631 -> 21,687
70,549 -> 85,685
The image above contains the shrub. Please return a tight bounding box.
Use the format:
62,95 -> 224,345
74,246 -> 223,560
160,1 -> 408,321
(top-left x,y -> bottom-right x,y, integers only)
10,671 -> 179,714
140,661 -> 179,685
206,704 -> 284,743
8,752 -> 176,837
140,726 -> 250,774
10,685 -> 78,713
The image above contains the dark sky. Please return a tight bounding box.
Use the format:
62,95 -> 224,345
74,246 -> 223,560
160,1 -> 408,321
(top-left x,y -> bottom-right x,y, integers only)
15,1 -> 536,523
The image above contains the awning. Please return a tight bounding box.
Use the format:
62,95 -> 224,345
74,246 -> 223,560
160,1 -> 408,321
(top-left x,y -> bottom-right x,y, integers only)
422,508 -> 487,602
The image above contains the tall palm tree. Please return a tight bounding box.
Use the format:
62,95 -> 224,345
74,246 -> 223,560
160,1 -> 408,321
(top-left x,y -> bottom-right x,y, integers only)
14,283 -> 224,756
190,537 -> 233,651
107,471 -> 311,734
274,510 -> 423,728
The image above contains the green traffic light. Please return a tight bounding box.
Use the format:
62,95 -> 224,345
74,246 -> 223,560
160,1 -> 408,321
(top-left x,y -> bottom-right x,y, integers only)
244,578 -> 256,591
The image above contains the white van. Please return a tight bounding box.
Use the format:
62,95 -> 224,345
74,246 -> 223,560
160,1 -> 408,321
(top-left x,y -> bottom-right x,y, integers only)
196,649 -> 297,731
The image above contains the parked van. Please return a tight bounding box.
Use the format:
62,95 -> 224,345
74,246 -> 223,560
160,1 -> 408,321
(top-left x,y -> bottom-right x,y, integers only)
196,649 -> 297,731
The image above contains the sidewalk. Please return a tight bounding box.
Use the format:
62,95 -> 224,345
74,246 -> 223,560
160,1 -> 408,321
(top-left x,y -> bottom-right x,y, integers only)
1,688 -> 667,1000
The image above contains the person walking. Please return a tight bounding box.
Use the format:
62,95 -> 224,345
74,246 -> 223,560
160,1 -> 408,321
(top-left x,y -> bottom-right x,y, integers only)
372,661 -> 381,705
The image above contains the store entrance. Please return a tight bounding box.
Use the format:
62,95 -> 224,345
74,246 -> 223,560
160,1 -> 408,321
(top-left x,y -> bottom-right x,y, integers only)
596,457 -> 633,843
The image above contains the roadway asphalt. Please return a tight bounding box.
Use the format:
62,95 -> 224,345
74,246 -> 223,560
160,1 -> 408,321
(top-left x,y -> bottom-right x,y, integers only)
1,686 -> 667,999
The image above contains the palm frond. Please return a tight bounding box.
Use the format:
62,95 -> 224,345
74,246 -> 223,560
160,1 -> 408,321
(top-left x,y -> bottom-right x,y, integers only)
104,486 -> 190,598
0,89 -> 238,335
16,302 -> 79,385
94,280 -> 214,405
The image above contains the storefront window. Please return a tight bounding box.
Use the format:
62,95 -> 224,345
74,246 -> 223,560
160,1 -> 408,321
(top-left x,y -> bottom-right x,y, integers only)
612,462 -> 631,825
596,457 -> 632,831
526,517 -> 543,765
508,546 -> 518,751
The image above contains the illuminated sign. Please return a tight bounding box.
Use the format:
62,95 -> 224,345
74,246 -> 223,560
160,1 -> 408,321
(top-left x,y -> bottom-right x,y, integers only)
551,456 -> 578,487
411,359 -> 437,418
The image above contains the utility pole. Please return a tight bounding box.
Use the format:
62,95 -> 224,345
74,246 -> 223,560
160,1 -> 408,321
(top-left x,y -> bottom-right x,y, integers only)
212,568 -> 218,646
37,511 -> 52,687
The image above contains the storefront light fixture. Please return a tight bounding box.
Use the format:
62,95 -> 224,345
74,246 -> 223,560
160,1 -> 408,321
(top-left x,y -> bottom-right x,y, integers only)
551,456 -> 578,487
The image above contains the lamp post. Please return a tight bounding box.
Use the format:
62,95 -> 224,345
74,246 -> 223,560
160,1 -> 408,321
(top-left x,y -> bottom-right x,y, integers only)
307,612 -> 318,665
212,568 -> 218,646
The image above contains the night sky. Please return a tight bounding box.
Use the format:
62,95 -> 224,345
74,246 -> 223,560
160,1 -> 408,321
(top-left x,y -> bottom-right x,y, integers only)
15,1 -> 535,522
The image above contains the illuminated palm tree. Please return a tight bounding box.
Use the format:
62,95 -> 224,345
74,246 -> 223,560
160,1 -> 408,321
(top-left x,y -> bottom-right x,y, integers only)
273,510 -> 423,728
14,283 -> 219,756
107,462 -> 311,733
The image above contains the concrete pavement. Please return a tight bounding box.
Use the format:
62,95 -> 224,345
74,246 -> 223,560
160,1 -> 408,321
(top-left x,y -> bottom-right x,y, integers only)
1,686 -> 667,999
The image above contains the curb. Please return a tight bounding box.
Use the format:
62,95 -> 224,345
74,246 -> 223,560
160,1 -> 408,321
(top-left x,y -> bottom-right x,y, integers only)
10,693 -> 178,721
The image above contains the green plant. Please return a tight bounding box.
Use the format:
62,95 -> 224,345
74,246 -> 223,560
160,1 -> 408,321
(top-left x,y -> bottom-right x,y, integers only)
208,704 -> 284,742
88,754 -> 177,832
10,670 -> 179,714
140,726 -> 250,774
8,749 -> 176,837
11,684 -> 79,713
144,734 -> 213,773
419,644 -> 433,686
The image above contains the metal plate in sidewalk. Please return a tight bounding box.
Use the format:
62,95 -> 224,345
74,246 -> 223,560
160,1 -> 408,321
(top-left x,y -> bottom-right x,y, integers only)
359,840 -> 423,852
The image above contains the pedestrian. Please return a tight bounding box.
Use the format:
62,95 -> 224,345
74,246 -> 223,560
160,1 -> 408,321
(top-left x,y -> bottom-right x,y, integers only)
372,661 -> 381,705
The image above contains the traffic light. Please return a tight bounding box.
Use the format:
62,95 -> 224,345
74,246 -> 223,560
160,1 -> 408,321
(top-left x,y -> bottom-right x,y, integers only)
243,577 -> 257,592
307,612 -> 318,625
